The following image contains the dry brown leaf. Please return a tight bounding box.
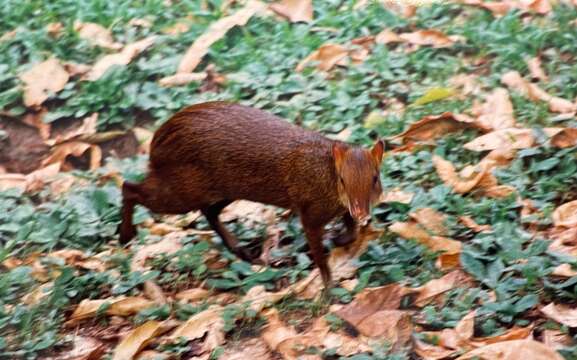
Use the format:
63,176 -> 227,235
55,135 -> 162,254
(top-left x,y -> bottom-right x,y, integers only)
50,336 -> 105,360
131,231 -> 185,271
67,297 -> 155,325
20,58 -> 69,107
356,309 -> 413,349
456,339 -> 563,360
296,43 -> 349,72
169,305 -> 225,354
375,29 -> 403,44
163,20 -> 190,35
552,200 -> 577,228
468,326 -> 532,347
136,351 -> 171,360
399,29 -> 460,48
0,174 -> 27,192
335,283 -> 415,327
543,329 -> 574,351
241,285 -> 289,312
112,321 -> 165,360
177,1 -> 266,74
23,282 -> 53,305
527,56 -> 548,82
143,281 -> 167,304
220,200 -> 276,226
475,88 -> 516,130
86,37 -> 156,81
159,72 -> 207,87
410,208 -> 448,236
47,249 -> 106,272
270,0 -> 313,23
394,112 -> 480,143
550,128 -> 577,148
459,215 -> 492,233
64,62 -> 92,77
389,221 -> 462,255
414,270 -> 471,307
450,73 -> 481,96
415,337 -> 457,360
542,303 -> 577,327
0,29 -> 17,42
552,263 -> 577,277
175,288 -> 211,303
74,21 -> 122,49
48,113 -> 98,145
432,155 -> 492,193
221,338 -> 272,360
502,71 -> 576,113
380,189 -> 414,204
42,141 -> 102,170
464,128 -> 536,152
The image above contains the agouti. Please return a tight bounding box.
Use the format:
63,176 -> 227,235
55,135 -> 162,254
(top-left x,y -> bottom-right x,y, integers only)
119,102 -> 384,287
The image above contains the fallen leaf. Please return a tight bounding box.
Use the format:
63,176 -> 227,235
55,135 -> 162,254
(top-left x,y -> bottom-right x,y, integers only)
456,339 -> 563,360
552,200 -> 577,228
542,303 -> 577,327
550,128 -> 577,148
42,141 -> 102,170
0,174 -> 26,191
270,0 -> 313,23
527,56 -> 548,82
468,326 -> 532,347
169,305 -> 225,354
241,285 -> 289,312
86,37 -> 156,81
394,112 -> 479,144
389,221 -> 462,255
450,73 -> 481,96
475,88 -> 516,130
552,263 -> 577,277
159,72 -> 207,87
136,351 -> 171,360
47,249 -> 106,272
335,283 -> 415,327
177,1 -> 266,74
48,113 -> 98,145
20,58 -> 70,107
67,297 -> 155,325
131,231 -> 186,271
375,29 -> 403,44
415,337 -> 457,360
296,43 -> 349,72
410,208 -> 448,236
23,282 -> 53,305
46,22 -> 63,37
74,21 -> 122,49
143,281 -> 167,304
399,29 -> 460,48
220,200 -> 276,226
459,215 -> 492,233
463,128 -> 538,152
356,309 -> 413,349
129,18 -> 153,28
22,110 -> 51,140
542,329 -> 574,351
502,71 -> 576,113
112,321 -> 165,360
221,338 -> 272,360
52,336 -> 105,360
380,189 -> 414,204
175,288 -> 211,303
163,20 -> 191,35
414,270 -> 471,307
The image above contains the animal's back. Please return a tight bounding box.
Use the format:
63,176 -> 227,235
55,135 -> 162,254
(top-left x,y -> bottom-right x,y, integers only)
149,102 -> 335,208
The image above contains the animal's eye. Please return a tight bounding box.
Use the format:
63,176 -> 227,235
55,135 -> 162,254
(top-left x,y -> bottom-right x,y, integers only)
339,176 -> 345,185
373,175 -> 379,185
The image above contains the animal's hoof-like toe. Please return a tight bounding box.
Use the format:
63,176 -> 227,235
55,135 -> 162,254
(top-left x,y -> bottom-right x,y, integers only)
118,224 -> 137,244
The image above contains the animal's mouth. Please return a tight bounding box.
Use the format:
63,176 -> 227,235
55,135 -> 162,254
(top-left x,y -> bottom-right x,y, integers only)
349,202 -> 371,227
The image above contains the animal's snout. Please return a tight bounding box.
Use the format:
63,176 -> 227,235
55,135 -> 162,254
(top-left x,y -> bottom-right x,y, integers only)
350,201 -> 371,227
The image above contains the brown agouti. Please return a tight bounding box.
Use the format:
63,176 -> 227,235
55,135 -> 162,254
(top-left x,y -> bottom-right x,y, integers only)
119,101 -> 384,287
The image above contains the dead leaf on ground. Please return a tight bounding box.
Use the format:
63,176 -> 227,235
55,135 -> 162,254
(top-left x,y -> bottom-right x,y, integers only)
356,309 -> 413,349
474,88 -> 516,130
552,263 -> 577,277
394,112 -> 480,144
47,249 -> 106,272
42,141 -> 102,170
74,21 -> 122,49
415,337 -> 457,360
550,128 -> 577,148
176,0 -> 266,74
541,303 -> 577,327
48,113 -> 98,146
389,221 -> 462,255
399,29 -> 461,48
456,339 -> 563,360
131,231 -> 186,271
409,207 -> 448,236
47,336 -> 105,360
375,29 -> 403,44
22,110 -> 50,140
20,58 -> 70,107
380,188 -> 414,204
270,0 -> 313,23
459,215 -> 492,233
86,37 -> 156,81
502,71 -> 576,113
0,163 -> 61,193
463,128 -> 536,152
169,305 -> 225,354
221,338 -> 272,360
296,43 -> 349,72
220,200 -> 276,226
527,56 -> 548,82
67,297 -> 155,325
542,329 -> 575,351
159,72 -> 207,87
112,321 -> 166,360
449,73 -> 481,96
175,288 -> 210,303
414,270 -> 471,307
552,200 -> 577,228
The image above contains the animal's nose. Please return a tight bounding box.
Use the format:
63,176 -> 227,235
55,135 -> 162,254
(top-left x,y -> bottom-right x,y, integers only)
350,203 -> 371,226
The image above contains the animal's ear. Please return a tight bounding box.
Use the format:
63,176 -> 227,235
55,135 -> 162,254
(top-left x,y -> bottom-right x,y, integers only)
332,143 -> 348,169
371,139 -> 384,163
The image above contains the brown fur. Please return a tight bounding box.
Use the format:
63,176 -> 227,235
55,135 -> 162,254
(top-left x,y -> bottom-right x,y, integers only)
119,101 -> 384,287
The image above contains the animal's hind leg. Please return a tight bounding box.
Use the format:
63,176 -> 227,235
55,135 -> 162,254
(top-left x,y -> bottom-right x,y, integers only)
202,200 -> 254,262
119,181 -> 142,244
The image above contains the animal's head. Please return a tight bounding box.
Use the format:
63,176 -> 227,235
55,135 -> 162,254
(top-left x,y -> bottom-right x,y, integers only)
333,140 -> 384,226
